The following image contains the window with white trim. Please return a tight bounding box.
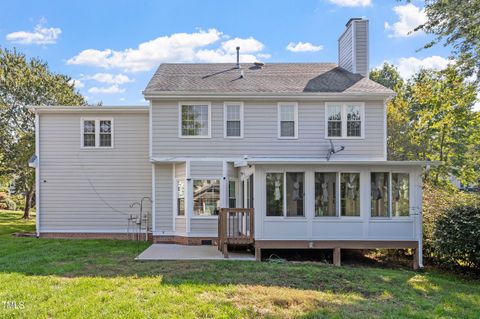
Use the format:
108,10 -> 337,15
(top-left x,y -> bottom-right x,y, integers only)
81,118 -> 113,148
266,172 -> 304,217
315,172 -> 337,217
340,173 -> 360,216
224,103 -> 243,137
180,104 -> 210,137
193,179 -> 220,216
177,180 -> 185,216
326,103 -> 364,138
228,180 -> 237,208
278,103 -> 298,138
370,172 -> 410,217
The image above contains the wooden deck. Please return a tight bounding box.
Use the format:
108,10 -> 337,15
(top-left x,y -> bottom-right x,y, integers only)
218,208 -> 254,257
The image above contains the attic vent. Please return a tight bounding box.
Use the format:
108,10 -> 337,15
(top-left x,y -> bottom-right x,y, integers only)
254,61 -> 265,68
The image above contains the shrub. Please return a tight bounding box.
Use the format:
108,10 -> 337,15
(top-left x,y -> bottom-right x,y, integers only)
422,183 -> 479,267
434,205 -> 480,270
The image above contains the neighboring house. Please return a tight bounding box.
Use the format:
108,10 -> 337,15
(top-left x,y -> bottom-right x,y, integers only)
29,18 -> 434,268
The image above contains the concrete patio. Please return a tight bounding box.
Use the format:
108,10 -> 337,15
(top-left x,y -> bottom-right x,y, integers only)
136,244 -> 256,261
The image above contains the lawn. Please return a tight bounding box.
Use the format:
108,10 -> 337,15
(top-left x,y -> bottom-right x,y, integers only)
0,210 -> 479,318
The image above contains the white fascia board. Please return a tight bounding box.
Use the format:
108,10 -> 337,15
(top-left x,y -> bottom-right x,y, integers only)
234,158 -> 440,167
143,92 -> 395,101
28,105 -> 149,113
151,156 -> 242,163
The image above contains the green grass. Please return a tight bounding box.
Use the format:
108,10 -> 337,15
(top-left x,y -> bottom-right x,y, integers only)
0,210 -> 479,318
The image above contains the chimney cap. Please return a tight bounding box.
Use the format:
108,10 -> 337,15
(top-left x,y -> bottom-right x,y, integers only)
346,17 -> 364,27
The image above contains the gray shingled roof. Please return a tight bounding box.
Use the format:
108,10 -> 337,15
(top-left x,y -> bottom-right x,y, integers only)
144,63 -> 393,95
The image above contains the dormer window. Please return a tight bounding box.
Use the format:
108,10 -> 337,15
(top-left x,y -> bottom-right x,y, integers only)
325,102 -> 364,139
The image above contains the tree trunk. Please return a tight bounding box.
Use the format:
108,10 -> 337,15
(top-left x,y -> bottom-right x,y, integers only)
22,188 -> 33,219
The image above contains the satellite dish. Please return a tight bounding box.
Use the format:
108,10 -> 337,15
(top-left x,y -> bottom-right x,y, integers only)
326,139 -> 345,161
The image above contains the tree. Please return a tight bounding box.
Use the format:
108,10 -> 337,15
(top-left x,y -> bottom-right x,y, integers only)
370,63 -> 480,185
415,0 -> 480,82
0,47 -> 87,219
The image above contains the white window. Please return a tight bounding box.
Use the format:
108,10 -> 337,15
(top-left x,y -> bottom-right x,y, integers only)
370,172 -> 410,217
224,102 -> 243,138
278,103 -> 298,138
179,103 -> 211,137
177,180 -> 185,216
228,180 -> 237,208
193,179 -> 220,216
266,172 -> 304,217
81,118 -> 113,148
340,173 -> 360,216
325,103 -> 364,138
315,172 -> 337,217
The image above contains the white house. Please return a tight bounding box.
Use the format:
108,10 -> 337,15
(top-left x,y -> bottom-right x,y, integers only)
30,18 -> 434,268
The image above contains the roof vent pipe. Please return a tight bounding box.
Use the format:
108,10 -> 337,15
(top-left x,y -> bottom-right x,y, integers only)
236,46 -> 240,69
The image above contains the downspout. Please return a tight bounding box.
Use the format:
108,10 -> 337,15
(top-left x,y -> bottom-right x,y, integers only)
35,112 -> 40,237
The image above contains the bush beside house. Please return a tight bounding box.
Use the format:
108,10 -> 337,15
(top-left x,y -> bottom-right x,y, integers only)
423,184 -> 480,270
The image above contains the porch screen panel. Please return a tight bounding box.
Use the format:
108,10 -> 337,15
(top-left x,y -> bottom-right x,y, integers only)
371,172 -> 389,217
266,173 -> 283,216
286,172 -> 304,216
315,173 -> 337,216
392,173 -> 409,216
340,173 -> 360,216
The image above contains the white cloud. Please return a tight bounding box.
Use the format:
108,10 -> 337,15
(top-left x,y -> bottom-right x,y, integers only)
396,56 -> 451,79
88,85 -> 125,94
385,4 -> 427,38
87,73 -> 134,85
327,0 -> 371,7
286,41 -> 323,53
6,19 -> 61,45
67,29 -> 267,72
221,37 -> 264,53
68,79 -> 84,89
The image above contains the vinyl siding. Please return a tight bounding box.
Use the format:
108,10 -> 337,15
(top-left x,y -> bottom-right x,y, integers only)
39,112 -> 151,232
155,163 -> 174,232
175,162 -> 186,179
191,218 -> 217,235
152,100 -> 385,159
338,26 -> 353,72
190,161 -> 223,177
175,217 -> 186,234
354,20 -> 369,76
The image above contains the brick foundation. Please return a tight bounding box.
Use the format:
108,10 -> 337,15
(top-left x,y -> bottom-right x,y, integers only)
39,232 -> 145,240
153,235 -> 218,245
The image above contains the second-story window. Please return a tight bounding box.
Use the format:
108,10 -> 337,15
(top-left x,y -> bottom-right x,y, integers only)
278,102 -> 298,138
81,118 -> 113,148
224,102 -> 243,138
326,103 -> 364,138
180,103 -> 210,137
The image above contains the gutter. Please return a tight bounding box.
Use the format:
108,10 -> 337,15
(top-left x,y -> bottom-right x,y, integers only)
143,91 -> 395,101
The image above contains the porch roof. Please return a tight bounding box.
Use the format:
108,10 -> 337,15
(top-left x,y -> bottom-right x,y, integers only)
233,158 -> 441,167
151,156 -> 440,167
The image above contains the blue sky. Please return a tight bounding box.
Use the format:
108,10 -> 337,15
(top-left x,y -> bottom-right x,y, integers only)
2,0 -> 474,108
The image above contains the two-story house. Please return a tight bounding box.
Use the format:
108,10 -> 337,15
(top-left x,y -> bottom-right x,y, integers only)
30,18 -> 431,268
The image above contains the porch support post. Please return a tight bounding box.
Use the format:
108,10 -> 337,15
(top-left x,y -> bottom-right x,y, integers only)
413,248 -> 420,270
255,247 -> 261,261
333,247 -> 341,266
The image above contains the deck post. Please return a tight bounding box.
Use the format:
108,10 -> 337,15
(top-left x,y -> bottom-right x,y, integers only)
255,247 -> 261,261
413,248 -> 419,270
333,248 -> 341,266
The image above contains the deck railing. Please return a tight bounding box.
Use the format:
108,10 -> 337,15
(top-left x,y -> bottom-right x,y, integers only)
218,208 -> 254,257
